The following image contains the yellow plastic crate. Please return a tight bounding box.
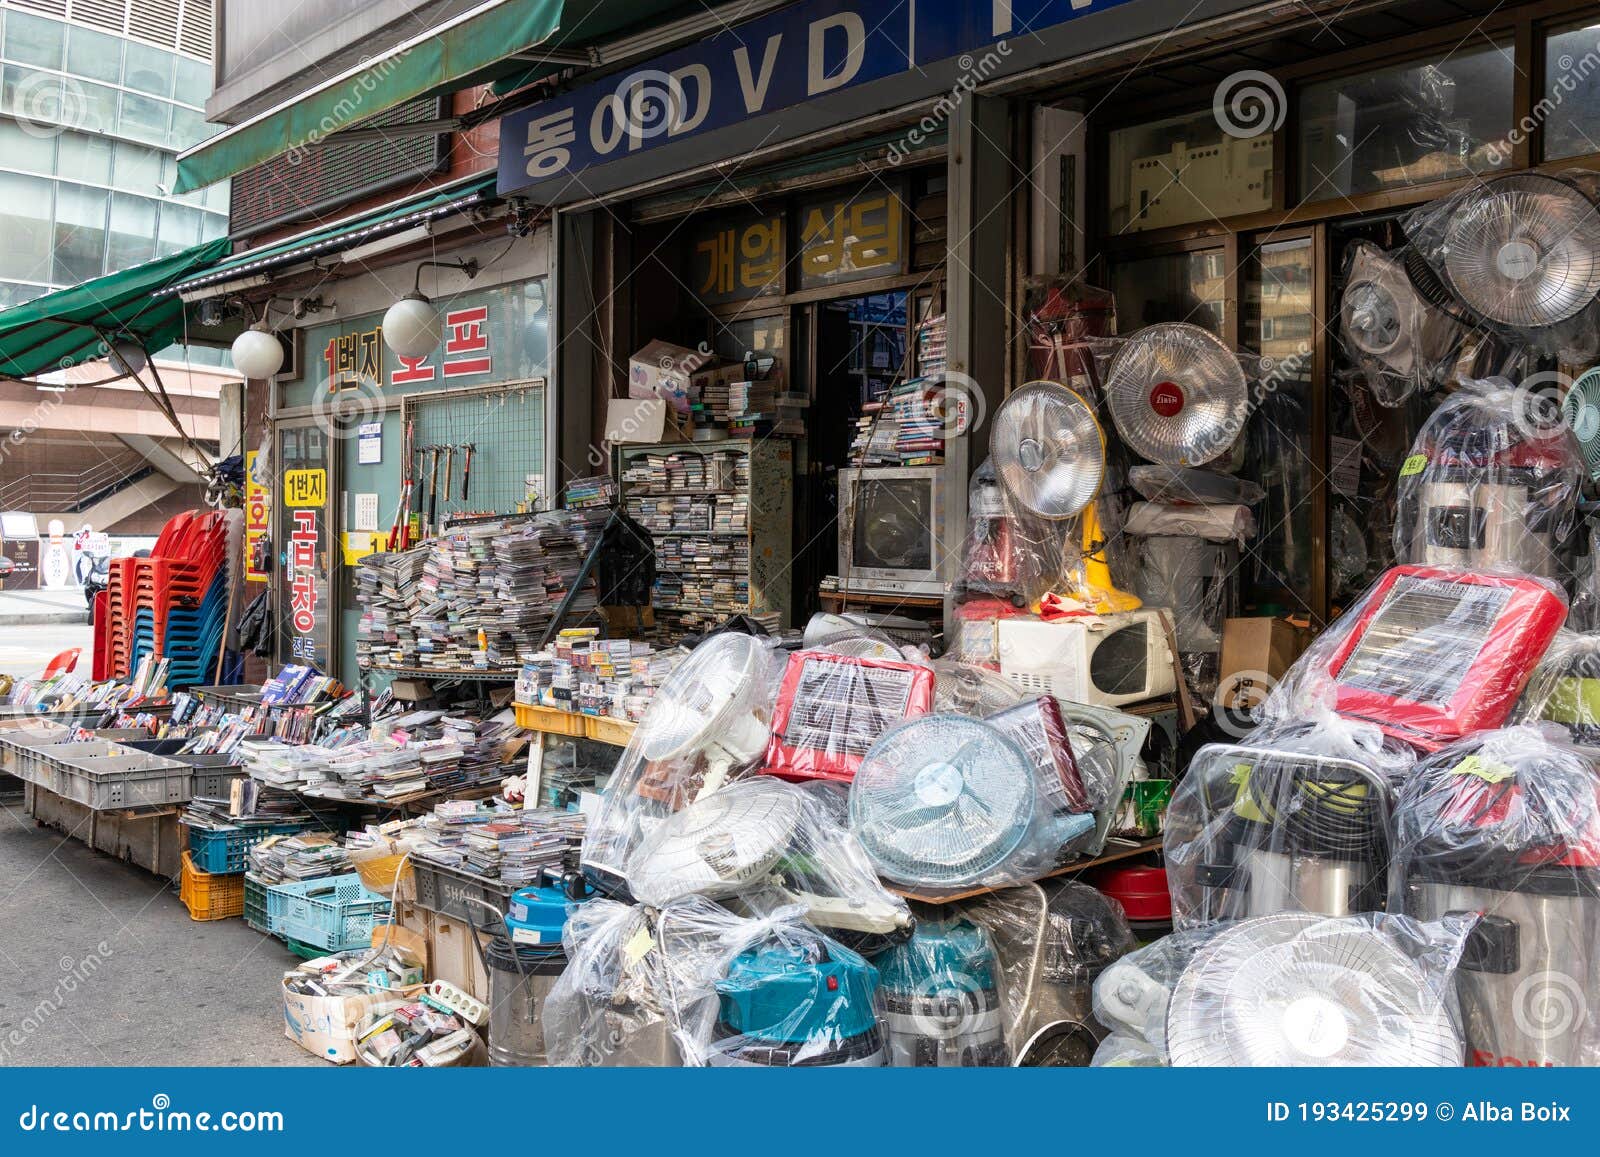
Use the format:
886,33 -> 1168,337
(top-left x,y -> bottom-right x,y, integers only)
513,702 -> 587,737
179,851 -> 244,921
584,715 -> 637,747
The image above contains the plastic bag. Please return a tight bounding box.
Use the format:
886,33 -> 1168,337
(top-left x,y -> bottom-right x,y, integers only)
958,880 -> 1138,1065
1124,503 -> 1255,543
1402,170 -> 1600,358
1513,629 -> 1600,755
760,649 -> 936,783
654,897 -> 889,1067
956,457 -> 1058,607
1337,240 -> 1464,405
1389,725 -> 1600,1067
542,900 -> 683,1067
1128,464 -> 1265,506
1165,714 -> 1413,931
875,910 -> 1011,1066
1259,563 -> 1568,750
1131,536 -> 1238,654
1090,912 -> 1475,1066
621,775 -> 912,947
849,714 -> 1097,897
579,632 -> 788,893
1392,377 -> 1583,578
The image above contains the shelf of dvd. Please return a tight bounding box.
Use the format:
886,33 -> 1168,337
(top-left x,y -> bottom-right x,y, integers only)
618,439 -> 793,636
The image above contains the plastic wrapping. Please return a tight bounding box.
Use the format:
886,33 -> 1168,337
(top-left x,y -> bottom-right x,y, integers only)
1393,378 -> 1583,578
542,900 -> 683,1067
1091,912 -> 1475,1066
1131,536 -> 1238,654
1338,240 -> 1464,405
580,632 -> 788,892
1165,715 -> 1413,931
957,880 -> 1138,1065
875,912 -> 1010,1066
1259,563 -> 1568,750
761,650 -> 936,784
1513,629 -> 1600,755
955,457 -> 1057,607
1124,503 -> 1255,542
1403,170 -> 1600,357
848,714 -> 1096,897
1390,725 -> 1600,1067
655,897 -> 889,1067
622,775 -> 912,944
1128,464 -> 1265,506
930,659 -> 1025,715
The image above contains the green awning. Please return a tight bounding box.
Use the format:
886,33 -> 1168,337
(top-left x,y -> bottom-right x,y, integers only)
174,0 -> 566,194
163,174 -> 499,299
0,239 -> 231,380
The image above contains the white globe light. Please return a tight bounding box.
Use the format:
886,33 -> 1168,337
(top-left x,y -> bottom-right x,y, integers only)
383,294 -> 442,359
230,326 -> 284,379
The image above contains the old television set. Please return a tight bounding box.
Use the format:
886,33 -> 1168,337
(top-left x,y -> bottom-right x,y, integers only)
837,466 -> 947,597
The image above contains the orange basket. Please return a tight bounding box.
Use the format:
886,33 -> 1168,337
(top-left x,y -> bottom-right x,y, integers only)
179,851 -> 245,921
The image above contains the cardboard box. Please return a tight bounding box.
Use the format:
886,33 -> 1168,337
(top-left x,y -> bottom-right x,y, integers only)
1216,617 -> 1311,709
282,982 -> 408,1065
605,397 -> 687,445
628,340 -> 714,414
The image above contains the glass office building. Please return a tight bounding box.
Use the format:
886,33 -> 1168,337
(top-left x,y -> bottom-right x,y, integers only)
0,0 -> 228,312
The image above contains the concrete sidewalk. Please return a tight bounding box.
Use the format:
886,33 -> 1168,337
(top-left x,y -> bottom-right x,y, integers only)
0,588 -> 90,626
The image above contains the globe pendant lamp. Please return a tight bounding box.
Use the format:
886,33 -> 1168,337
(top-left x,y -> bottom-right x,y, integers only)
383,258 -> 480,360
231,323 -> 284,379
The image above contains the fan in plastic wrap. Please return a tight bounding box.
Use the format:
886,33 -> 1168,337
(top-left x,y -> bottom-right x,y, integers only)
1436,173 -> 1600,329
1563,367 -> 1600,483
1164,914 -> 1461,1066
1105,323 -> 1248,468
626,778 -> 803,907
1339,241 -> 1461,405
850,715 -> 1035,892
637,632 -> 772,784
931,660 -> 1026,715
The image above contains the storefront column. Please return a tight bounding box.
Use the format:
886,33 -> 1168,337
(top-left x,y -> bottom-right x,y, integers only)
944,93 -> 1015,621
553,209 -> 600,493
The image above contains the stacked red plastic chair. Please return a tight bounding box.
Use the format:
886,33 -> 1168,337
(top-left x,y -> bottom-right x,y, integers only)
98,511 -> 233,687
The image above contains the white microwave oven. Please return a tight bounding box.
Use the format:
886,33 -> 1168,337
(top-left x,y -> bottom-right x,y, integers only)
998,609 -> 1176,709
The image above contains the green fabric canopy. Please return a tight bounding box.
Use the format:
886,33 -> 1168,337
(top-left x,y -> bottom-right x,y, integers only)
0,239 -> 231,381
174,0 -> 566,194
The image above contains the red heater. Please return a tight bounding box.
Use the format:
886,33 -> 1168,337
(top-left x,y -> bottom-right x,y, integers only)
762,651 -> 935,784
1324,565 -> 1566,749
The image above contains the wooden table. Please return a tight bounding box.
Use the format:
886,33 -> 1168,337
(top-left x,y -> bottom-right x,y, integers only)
891,836 -> 1162,905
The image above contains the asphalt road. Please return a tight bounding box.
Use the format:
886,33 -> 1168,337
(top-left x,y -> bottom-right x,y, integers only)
0,621 -> 94,681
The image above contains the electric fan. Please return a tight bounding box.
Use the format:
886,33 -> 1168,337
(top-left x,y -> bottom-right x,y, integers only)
1563,366 -> 1600,483
1161,914 -> 1462,1066
1339,241 -> 1461,403
850,715 -> 1036,893
637,632 -> 773,795
625,777 -> 804,907
818,634 -> 905,662
990,381 -> 1140,614
1435,173 -> 1600,329
1057,702 -> 1150,857
1104,323 -> 1248,468
931,659 -> 1026,715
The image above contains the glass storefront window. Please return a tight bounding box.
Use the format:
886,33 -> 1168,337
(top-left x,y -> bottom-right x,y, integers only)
77,81 -> 120,136
118,90 -> 170,144
169,104 -> 208,150
1299,43 -> 1514,200
0,116 -> 56,173
156,202 -> 201,256
54,182 -> 108,283
108,193 -> 158,269
1542,21 -> 1600,160
1107,110 -> 1274,234
0,171 -> 54,282
1109,249 -> 1228,334
113,140 -> 163,193
174,56 -> 210,107
66,25 -> 122,84
57,131 -> 112,184
123,42 -> 174,99
3,11 -> 64,70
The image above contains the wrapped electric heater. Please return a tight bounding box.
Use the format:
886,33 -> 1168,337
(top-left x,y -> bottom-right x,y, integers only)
1165,714 -> 1412,932
654,897 -> 889,1067
1392,377 -> 1583,579
761,649 -> 936,783
1089,912 -> 1477,1066
957,880 -> 1138,1065
1513,629 -> 1600,755
621,776 -> 913,950
1390,725 -> 1600,1067
1258,562 -> 1568,750
580,631 -> 788,895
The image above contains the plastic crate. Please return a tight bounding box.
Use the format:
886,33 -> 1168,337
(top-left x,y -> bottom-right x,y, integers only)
179,851 -> 244,921
584,715 -> 637,747
267,873 -> 391,952
513,702 -> 587,737
187,822 -> 307,874
52,751 -> 191,809
243,873 -> 269,933
411,858 -> 519,923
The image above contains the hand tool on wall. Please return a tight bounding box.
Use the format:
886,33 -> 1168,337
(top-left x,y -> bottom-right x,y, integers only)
461,444 -> 474,502
427,446 -> 442,538
442,444 -> 455,505
387,419 -> 414,550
